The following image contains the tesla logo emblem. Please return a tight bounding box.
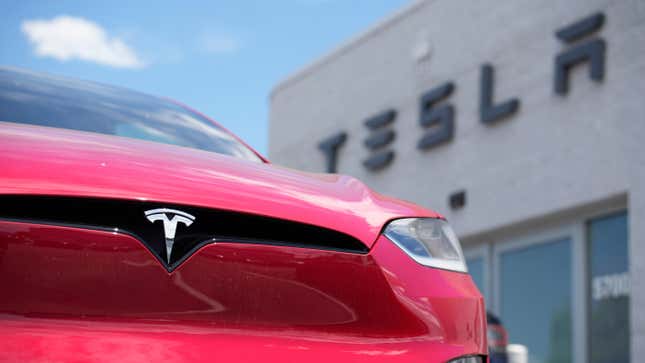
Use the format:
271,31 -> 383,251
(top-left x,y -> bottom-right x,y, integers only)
145,208 -> 195,263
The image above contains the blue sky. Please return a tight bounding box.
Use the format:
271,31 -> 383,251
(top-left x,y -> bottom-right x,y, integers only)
0,0 -> 409,155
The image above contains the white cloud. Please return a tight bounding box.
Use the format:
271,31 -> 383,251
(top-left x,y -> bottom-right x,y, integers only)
21,15 -> 145,69
201,33 -> 241,55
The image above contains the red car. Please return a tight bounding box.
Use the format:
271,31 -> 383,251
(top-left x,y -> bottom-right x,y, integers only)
0,67 -> 486,363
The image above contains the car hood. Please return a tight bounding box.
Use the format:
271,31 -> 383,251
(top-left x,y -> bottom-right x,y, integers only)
0,122 -> 440,248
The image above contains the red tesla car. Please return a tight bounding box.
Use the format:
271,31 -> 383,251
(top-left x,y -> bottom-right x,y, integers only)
0,67 -> 486,363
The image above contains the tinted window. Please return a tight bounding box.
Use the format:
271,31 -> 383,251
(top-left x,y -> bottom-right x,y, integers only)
0,68 -> 261,162
500,238 -> 572,363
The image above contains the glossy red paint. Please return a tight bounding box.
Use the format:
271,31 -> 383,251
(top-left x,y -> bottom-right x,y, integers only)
0,82 -> 485,361
0,221 -> 485,362
0,122 -> 439,248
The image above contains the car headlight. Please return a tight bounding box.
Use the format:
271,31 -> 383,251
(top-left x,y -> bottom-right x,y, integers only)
383,218 -> 467,273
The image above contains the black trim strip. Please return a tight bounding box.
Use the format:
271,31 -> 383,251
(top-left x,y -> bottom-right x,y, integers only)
0,195 -> 369,271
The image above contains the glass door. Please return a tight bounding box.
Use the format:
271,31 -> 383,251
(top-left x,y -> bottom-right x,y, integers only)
494,232 -> 574,363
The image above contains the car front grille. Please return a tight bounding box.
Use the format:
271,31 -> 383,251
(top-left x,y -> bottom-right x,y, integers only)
0,195 -> 368,271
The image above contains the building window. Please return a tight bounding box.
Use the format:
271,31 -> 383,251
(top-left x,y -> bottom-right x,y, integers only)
464,208 -> 630,363
500,237 -> 572,363
466,256 -> 486,302
588,212 -> 630,363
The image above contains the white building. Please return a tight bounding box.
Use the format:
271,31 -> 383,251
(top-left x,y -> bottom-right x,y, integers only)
268,1 -> 644,362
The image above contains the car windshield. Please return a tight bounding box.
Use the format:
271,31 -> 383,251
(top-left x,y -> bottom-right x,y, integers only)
0,68 -> 262,162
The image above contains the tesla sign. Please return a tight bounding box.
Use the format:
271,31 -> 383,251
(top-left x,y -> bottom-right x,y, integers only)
319,12 -> 607,173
